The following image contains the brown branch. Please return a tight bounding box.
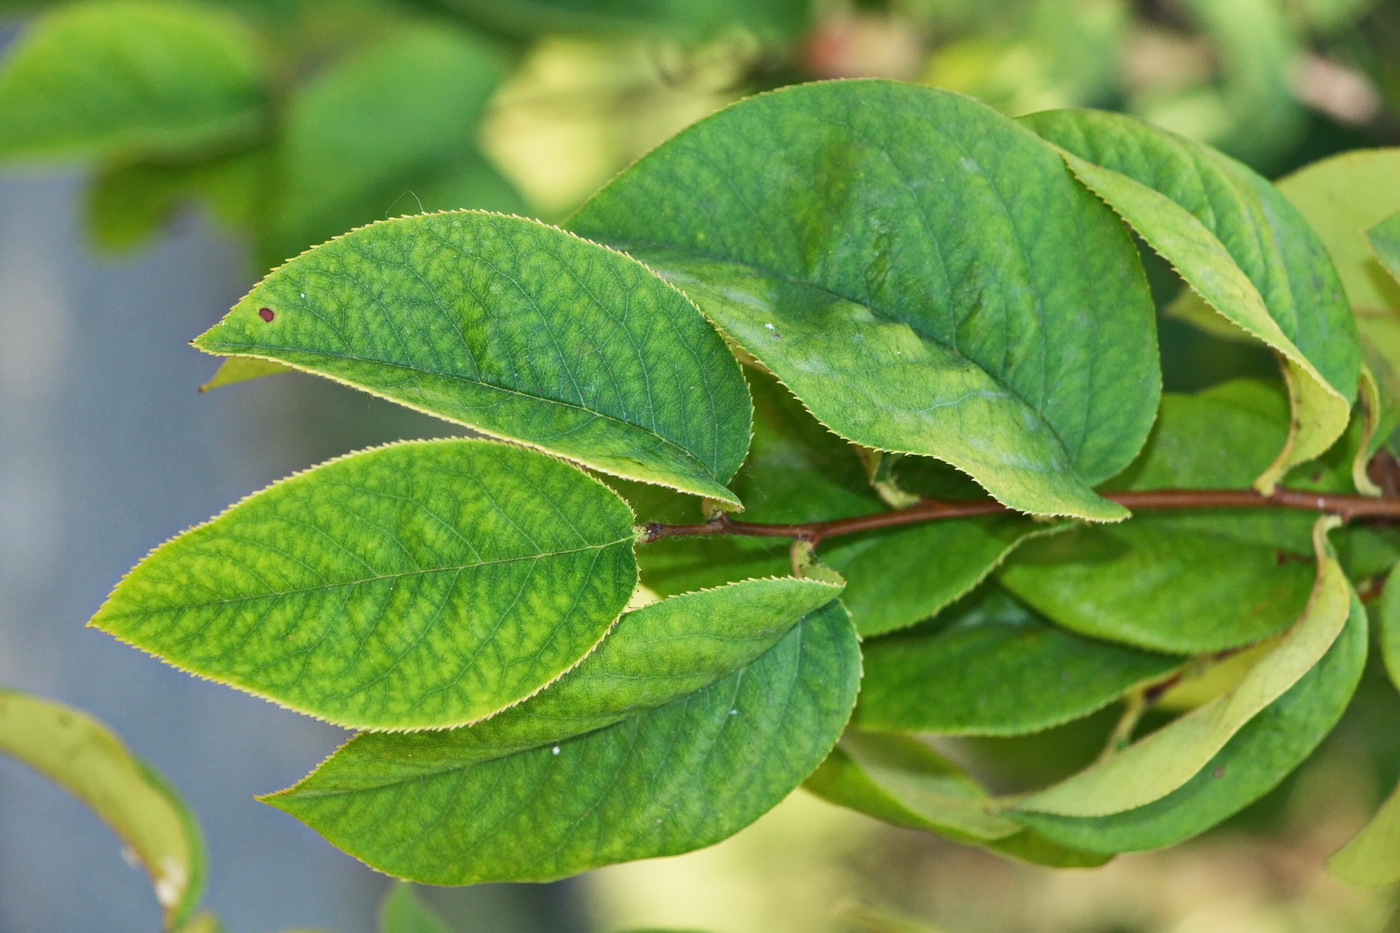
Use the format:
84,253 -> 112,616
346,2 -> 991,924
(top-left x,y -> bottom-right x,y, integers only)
638,487 -> 1400,545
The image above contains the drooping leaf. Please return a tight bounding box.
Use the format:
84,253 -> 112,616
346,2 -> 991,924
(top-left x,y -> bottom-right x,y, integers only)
804,732 -> 1109,868
89,439 -> 639,730
266,25 -> 523,265
1020,109 -> 1359,490
265,599 -> 860,883
193,211 -> 752,503
0,689 -> 205,929
1014,517 -> 1350,817
1327,779 -> 1400,888
379,883 -> 450,933
999,381 -> 1321,653
636,369 -> 1040,636
0,1 -> 267,162
1009,587 -> 1367,852
570,80 -> 1159,521
853,586 -> 1180,736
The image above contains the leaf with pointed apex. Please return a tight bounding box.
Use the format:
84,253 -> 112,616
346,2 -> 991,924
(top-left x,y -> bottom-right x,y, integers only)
804,732 -> 1109,867
1008,589 -> 1367,852
198,356 -> 292,393
0,1 -> 266,162
1328,779 -> 1400,888
89,439 -> 638,731
853,587 -> 1180,736
194,212 -> 751,503
1014,518 -> 1350,817
1000,382 -> 1324,654
1020,109 -> 1359,490
380,884 -> 449,933
570,80 -> 1158,521
0,689 -> 205,929
637,368 -> 1041,636
266,25 -> 523,265
264,600 -> 860,884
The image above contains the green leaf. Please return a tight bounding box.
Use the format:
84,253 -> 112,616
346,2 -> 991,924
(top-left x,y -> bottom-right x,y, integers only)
0,689 -> 205,929
432,0 -> 809,40
267,25 -> 523,265
380,883 -> 449,933
1279,151 -> 1400,462
1369,212 -> 1400,283
570,80 -> 1159,521
86,145 -> 269,252
198,356 -> 292,393
1008,588 -> 1367,852
265,599 -> 860,883
803,732 -> 1110,867
0,1 -> 267,162
1000,382 -> 1321,653
89,439 -> 639,730
636,369 -> 1040,636
1379,564 -> 1400,693
853,586 -> 1180,736
194,211 -> 751,504
1013,517 -> 1350,817
1328,779 -> 1400,888
1020,109 -> 1359,490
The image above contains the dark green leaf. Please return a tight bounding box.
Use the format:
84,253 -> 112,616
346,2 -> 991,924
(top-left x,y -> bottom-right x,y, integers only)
193,212 -> 752,503
853,587 -> 1180,736
265,600 -> 860,883
90,439 -> 639,730
571,80 -> 1159,521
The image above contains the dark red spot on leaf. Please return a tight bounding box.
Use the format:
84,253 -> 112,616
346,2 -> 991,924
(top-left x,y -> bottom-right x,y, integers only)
1212,766 -> 1224,779
258,307 -> 275,322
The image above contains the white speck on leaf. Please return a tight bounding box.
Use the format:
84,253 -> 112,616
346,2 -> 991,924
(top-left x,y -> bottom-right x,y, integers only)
552,746 -> 560,755
729,709 -> 738,715
153,855 -> 186,909
764,323 -> 775,331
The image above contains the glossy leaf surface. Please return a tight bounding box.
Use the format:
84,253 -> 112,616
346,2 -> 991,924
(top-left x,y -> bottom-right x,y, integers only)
90,439 -> 638,730
194,212 -> 751,503
571,80 -> 1159,520
1016,519 -> 1351,817
0,689 -> 204,928
1010,590 -> 1367,852
1022,109 -> 1359,489
0,1 -> 265,161
854,587 -> 1179,736
267,600 -> 860,883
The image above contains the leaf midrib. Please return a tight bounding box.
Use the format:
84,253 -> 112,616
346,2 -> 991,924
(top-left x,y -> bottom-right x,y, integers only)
106,537 -> 632,619
199,341 -> 721,477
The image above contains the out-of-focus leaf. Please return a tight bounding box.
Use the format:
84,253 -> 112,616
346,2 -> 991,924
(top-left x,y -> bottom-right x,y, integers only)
1009,589 -> 1367,852
195,211 -> 753,503
1328,779 -> 1400,887
430,0 -> 810,40
571,80 -> 1159,521
0,689 -> 205,929
853,586 -> 1179,735
0,1 -> 266,162
198,357 -> 292,393
1379,564 -> 1400,692
265,600 -> 860,883
267,25 -> 523,264
380,883 -> 449,933
90,439 -> 639,730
